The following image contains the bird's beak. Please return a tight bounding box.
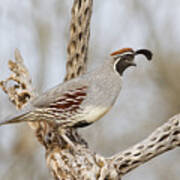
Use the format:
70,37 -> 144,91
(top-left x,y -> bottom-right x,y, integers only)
134,49 -> 153,61
126,60 -> 136,67
126,49 -> 152,68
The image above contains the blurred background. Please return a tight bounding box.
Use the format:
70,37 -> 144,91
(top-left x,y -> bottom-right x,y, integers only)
0,0 -> 180,179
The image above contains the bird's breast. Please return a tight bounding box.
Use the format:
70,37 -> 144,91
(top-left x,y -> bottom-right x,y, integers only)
81,105 -> 111,123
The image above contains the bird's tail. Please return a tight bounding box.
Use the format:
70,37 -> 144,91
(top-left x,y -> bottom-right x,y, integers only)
0,112 -> 31,126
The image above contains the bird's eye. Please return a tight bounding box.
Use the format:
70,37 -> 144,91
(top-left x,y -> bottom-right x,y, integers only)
113,53 -> 134,62
117,54 -> 134,61
123,54 -> 134,59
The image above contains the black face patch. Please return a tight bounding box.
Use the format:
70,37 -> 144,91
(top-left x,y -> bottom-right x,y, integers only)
115,54 -> 135,75
115,60 -> 128,75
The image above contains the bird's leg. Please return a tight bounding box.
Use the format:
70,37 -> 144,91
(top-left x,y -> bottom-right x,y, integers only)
57,127 -> 89,151
61,132 -> 77,149
42,125 -> 76,150
57,127 -> 77,150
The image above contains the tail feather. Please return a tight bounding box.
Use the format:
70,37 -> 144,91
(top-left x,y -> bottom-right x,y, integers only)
0,113 -> 30,126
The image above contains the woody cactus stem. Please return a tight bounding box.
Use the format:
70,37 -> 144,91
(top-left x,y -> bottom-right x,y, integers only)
65,0 -> 93,81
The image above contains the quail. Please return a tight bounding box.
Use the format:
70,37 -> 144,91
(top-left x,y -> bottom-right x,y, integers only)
0,48 -> 152,128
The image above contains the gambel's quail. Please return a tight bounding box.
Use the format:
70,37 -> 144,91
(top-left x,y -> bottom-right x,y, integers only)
0,48 -> 152,128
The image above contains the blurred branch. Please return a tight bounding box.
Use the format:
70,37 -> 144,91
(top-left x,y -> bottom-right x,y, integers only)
109,114 -> 180,176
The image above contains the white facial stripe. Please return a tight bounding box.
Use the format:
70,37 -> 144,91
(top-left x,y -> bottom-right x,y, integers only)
113,58 -> 123,76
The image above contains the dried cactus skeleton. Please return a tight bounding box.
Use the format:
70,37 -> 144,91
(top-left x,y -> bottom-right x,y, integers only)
0,0 -> 180,179
0,49 -> 34,109
65,0 -> 93,81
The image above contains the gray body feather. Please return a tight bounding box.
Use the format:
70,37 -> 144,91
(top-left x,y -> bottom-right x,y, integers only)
0,57 -> 122,127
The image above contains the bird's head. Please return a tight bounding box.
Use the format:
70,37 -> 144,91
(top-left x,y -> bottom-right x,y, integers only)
110,48 -> 152,75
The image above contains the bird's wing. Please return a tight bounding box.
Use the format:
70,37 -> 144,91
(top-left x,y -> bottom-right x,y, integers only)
45,86 -> 88,113
32,80 -> 89,113
0,84 -> 89,126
